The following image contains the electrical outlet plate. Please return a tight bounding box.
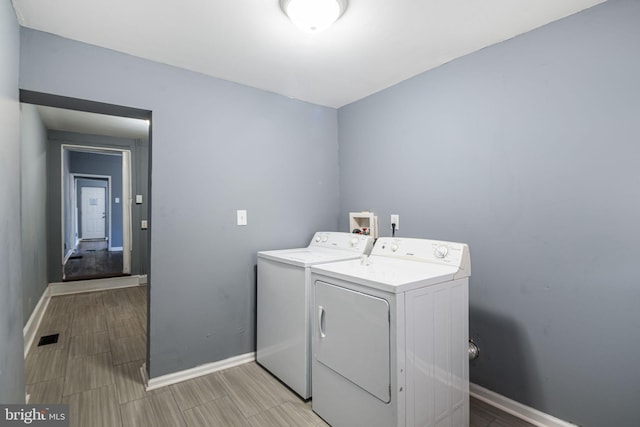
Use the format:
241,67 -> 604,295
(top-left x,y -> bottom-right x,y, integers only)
391,214 -> 399,229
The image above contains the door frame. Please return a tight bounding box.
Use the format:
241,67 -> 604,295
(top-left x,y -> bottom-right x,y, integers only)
72,174 -> 111,248
61,144 -> 133,275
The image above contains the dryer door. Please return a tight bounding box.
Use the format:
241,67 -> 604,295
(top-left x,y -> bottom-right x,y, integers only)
315,281 -> 391,403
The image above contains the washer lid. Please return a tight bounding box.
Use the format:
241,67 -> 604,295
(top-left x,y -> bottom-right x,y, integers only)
310,256 -> 460,293
258,248 -> 364,267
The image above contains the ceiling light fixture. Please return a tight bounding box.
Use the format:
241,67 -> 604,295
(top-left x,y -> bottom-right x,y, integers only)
280,0 -> 348,33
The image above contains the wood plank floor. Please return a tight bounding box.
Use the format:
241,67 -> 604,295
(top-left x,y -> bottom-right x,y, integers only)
26,286 -> 534,426
63,240 -> 124,282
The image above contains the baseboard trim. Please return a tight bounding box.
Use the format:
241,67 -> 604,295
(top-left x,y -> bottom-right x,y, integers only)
23,286 -> 52,357
140,363 -> 150,391
109,246 -> 123,251
49,275 -> 144,296
144,352 -> 255,391
138,274 -> 148,285
470,383 -> 578,427
63,249 -> 74,264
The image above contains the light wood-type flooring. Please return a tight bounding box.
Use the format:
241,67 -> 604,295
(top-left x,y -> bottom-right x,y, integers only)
25,286 -> 534,427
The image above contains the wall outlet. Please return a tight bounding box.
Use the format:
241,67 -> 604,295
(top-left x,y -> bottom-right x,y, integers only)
391,214 -> 399,230
237,210 -> 247,226
141,220 -> 148,229
136,195 -> 143,204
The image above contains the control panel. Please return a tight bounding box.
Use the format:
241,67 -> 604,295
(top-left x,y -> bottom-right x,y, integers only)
371,237 -> 469,269
309,232 -> 374,253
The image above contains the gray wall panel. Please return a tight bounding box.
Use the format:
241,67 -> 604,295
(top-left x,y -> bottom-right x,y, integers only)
21,29 -> 340,378
0,1 -> 25,403
337,1 -> 640,425
20,104 -> 49,326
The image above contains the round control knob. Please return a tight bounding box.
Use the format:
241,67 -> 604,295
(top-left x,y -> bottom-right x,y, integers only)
321,235 -> 329,242
315,235 -> 321,242
391,243 -> 399,252
434,245 -> 448,258
350,237 -> 359,247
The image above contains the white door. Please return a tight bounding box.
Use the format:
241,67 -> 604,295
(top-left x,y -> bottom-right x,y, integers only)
315,281 -> 391,403
81,186 -> 106,239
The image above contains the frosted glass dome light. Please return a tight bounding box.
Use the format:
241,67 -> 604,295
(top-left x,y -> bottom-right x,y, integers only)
280,0 -> 348,33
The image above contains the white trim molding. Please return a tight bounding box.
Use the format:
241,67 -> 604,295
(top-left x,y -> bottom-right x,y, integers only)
63,248 -> 74,264
470,383 -> 578,427
23,286 -> 52,357
144,352 -> 255,391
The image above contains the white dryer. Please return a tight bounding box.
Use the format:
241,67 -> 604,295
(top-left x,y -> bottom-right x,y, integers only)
310,237 -> 471,427
257,232 -> 374,399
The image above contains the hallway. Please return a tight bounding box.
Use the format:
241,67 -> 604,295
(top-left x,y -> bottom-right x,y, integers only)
63,240 -> 124,281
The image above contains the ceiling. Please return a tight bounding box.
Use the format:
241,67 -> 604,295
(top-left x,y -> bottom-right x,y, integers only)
14,0 -> 605,108
35,105 -> 149,140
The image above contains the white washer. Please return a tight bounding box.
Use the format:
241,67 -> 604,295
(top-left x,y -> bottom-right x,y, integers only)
257,232 -> 374,399
310,237 -> 471,427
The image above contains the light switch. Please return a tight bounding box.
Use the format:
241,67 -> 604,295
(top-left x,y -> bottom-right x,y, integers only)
141,220 -> 148,229
237,210 -> 247,226
136,195 -> 143,204
115,197 -> 120,204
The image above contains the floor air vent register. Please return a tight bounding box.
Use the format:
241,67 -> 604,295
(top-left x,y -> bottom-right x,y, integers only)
37,333 -> 59,346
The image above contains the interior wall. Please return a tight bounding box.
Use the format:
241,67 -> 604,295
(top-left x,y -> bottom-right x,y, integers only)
0,1 -> 25,403
20,28 -> 341,378
337,0 -> 640,426
70,151 -> 123,247
20,104 -> 49,326
47,131 -> 148,281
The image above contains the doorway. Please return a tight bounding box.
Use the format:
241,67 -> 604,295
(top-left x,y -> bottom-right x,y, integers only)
61,145 -> 133,281
19,90 -> 152,401
79,184 -> 107,240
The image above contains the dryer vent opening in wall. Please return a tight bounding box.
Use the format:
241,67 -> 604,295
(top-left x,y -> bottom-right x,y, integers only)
37,334 -> 59,346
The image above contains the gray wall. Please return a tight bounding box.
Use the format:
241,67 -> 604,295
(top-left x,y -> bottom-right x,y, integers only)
70,151 -> 123,247
20,104 -> 49,326
0,1 -> 25,403
47,131 -> 149,281
21,29 -> 340,378
337,0 -> 640,426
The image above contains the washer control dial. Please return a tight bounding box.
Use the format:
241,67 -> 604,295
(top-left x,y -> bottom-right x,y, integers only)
350,237 -> 359,247
434,245 -> 448,258
321,235 -> 329,242
315,235 -> 321,242
391,243 -> 399,252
